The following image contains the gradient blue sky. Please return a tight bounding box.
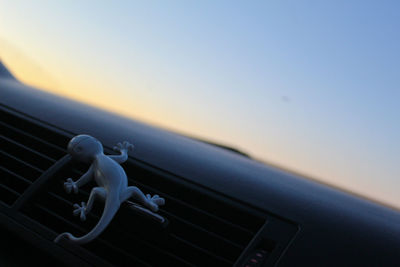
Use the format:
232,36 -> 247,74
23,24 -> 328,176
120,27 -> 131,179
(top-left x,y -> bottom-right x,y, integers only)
1,1 -> 399,208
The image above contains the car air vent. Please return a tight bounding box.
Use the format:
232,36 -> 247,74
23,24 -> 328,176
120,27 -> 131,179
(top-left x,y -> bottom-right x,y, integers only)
23,157 -> 266,266
0,109 -> 68,206
0,108 -> 289,266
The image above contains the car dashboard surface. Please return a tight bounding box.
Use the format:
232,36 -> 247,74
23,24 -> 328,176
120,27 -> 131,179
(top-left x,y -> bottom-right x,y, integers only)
0,67 -> 400,266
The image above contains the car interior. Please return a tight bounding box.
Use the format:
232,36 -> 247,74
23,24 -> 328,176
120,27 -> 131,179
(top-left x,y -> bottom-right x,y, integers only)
1,59 -> 400,267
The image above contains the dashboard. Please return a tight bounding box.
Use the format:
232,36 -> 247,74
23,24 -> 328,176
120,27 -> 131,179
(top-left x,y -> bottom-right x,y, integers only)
1,64 -> 400,266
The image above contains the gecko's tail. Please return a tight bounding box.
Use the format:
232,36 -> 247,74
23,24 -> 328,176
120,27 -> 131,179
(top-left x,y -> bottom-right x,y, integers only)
54,195 -> 119,244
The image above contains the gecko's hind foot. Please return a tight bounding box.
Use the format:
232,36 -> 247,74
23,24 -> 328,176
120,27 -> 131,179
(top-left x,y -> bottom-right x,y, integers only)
64,178 -> 78,194
73,202 -> 87,221
145,194 -> 165,212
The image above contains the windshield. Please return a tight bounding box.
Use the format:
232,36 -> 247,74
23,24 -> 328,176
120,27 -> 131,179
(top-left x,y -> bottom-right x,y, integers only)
0,1 -> 398,209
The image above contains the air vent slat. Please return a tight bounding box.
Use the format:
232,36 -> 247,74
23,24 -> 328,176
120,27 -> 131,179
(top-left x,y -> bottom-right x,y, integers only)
0,109 -> 70,148
0,166 -> 33,185
0,109 -> 69,205
1,135 -> 56,169
0,121 -> 66,159
132,178 -> 255,234
0,150 -> 43,180
84,238 -> 153,267
169,233 -> 234,266
161,209 -> 244,259
103,224 -> 196,267
128,164 -> 264,230
0,183 -> 20,205
0,166 -> 32,195
129,178 -> 255,245
34,203 -> 86,234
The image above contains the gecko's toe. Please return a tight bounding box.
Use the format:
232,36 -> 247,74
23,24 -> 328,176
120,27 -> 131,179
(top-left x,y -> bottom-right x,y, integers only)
80,212 -> 87,221
64,185 -> 71,193
73,208 -> 81,216
148,202 -> 159,212
72,202 -> 87,221
150,195 -> 165,206
154,197 -> 165,206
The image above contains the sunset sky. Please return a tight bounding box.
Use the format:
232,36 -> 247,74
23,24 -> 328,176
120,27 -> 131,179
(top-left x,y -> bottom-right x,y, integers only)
1,1 -> 399,209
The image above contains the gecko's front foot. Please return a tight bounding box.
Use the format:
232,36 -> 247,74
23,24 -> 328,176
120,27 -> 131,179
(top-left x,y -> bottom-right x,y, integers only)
73,202 -> 87,221
113,141 -> 134,153
145,194 -> 165,212
64,178 -> 79,194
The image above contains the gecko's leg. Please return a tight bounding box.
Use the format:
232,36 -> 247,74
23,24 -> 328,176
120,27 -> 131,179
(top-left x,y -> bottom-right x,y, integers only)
73,187 -> 106,221
121,186 -> 165,212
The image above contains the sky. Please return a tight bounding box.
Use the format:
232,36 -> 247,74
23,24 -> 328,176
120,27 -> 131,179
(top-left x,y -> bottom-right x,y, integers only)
0,1 -> 399,209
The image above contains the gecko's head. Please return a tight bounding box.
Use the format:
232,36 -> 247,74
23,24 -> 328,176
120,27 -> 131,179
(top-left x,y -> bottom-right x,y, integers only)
67,134 -> 103,163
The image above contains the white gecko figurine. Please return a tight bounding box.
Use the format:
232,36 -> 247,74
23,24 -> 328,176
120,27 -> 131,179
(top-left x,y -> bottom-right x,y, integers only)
54,134 -> 165,244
